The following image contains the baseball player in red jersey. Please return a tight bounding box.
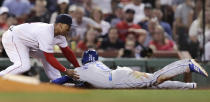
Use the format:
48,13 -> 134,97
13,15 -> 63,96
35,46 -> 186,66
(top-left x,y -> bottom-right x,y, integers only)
0,14 -> 80,80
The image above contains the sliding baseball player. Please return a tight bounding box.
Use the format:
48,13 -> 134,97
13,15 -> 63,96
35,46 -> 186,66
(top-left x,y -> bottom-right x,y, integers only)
52,50 -> 208,89
0,14 -> 80,80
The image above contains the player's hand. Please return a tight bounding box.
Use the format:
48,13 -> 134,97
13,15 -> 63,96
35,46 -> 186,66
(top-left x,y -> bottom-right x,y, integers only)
64,69 -> 79,80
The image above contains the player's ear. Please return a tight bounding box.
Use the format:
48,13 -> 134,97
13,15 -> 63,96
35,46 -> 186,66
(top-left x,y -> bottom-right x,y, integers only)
54,23 -> 59,29
54,23 -> 62,35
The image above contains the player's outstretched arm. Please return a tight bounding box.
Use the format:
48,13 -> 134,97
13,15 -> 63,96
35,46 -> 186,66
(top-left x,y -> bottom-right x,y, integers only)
43,52 -> 79,79
60,46 -> 80,68
51,75 -> 73,85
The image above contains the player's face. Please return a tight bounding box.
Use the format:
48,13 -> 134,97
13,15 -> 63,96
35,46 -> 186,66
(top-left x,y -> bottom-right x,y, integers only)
54,23 -> 70,36
61,24 -> 70,35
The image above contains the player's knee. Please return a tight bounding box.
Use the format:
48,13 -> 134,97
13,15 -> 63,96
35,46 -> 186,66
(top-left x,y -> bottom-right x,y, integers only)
156,76 -> 164,84
14,62 -> 31,72
21,63 -> 31,72
156,75 -> 169,84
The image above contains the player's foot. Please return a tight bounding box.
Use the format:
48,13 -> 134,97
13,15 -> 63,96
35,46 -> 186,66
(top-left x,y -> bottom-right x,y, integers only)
189,59 -> 208,77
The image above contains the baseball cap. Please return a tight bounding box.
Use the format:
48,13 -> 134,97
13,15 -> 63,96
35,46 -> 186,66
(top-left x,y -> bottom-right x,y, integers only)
0,6 -> 9,15
57,0 -> 69,4
55,14 -> 73,27
125,8 -> 135,14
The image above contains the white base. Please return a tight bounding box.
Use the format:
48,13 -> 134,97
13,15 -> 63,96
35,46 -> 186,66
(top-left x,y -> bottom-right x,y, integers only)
2,74 -> 40,85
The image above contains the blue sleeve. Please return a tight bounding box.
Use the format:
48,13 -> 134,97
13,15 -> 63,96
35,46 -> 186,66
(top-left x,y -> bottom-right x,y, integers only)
51,75 -> 73,85
51,75 -> 86,87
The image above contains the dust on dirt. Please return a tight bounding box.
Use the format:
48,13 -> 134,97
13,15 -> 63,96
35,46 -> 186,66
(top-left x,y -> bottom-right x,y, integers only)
0,78 -> 85,93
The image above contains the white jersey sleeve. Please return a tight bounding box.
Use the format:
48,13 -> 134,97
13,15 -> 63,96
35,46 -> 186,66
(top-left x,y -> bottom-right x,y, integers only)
38,35 -> 68,53
54,35 -> 68,48
37,34 -> 54,53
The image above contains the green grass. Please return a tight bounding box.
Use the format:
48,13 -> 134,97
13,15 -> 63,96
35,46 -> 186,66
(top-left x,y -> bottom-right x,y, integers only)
0,89 -> 210,102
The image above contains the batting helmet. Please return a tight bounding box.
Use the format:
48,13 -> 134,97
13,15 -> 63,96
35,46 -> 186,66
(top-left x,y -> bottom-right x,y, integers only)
82,50 -> 98,65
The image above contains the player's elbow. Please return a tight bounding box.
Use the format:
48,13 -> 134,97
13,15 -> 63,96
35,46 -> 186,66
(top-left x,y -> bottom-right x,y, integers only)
44,52 -> 54,61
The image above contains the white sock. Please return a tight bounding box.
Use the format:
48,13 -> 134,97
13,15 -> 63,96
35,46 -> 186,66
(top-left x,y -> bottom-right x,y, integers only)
153,81 -> 196,89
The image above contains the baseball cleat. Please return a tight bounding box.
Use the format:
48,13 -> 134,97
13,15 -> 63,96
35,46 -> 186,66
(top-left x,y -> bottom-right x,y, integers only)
189,59 -> 208,77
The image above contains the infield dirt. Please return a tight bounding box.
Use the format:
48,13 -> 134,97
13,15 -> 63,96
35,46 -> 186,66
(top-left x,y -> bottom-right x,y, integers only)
0,78 -> 82,93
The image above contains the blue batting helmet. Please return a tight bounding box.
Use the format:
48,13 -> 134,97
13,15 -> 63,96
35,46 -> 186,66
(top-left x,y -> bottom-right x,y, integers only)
82,50 -> 98,65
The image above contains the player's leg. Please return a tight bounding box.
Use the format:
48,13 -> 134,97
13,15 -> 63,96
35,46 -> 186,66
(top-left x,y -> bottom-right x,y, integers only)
0,31 -> 31,76
152,59 -> 208,85
111,66 -> 153,88
152,81 -> 197,89
30,50 -> 61,80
